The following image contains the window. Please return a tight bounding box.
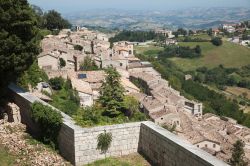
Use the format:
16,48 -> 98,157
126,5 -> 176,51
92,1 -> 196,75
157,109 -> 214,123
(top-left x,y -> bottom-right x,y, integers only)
197,145 -> 199,148
213,144 -> 216,148
161,118 -> 163,120
129,50 -> 132,54
205,144 -> 207,148
120,63 -> 123,67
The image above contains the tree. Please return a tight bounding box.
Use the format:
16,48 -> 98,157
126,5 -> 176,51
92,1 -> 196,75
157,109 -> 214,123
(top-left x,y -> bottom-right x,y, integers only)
74,44 -> 83,51
99,66 -> 125,117
59,58 -> 66,68
97,130 -> 112,158
123,95 -> 139,118
0,0 -> 40,94
195,45 -> 202,54
17,61 -> 48,89
211,37 -> 223,46
189,30 -> 194,35
230,140 -> 248,166
207,28 -> 213,36
80,56 -> 98,71
43,10 -> 71,30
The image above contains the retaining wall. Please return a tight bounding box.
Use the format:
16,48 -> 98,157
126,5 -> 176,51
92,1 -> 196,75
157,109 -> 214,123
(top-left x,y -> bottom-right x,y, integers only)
139,122 -> 228,166
8,83 -> 229,166
74,122 -> 141,165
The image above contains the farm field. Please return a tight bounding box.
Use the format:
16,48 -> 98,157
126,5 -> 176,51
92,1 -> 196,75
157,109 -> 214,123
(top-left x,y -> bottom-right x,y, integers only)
225,86 -> 250,100
134,40 -> 250,72
169,41 -> 250,71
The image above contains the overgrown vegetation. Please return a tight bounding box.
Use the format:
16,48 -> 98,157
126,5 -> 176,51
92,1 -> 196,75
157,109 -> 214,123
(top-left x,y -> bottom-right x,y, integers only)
31,102 -> 63,149
17,62 -> 48,90
80,56 -> 99,71
158,45 -> 202,58
49,78 -> 80,116
73,67 -> 146,127
194,65 -> 250,90
230,140 -> 248,166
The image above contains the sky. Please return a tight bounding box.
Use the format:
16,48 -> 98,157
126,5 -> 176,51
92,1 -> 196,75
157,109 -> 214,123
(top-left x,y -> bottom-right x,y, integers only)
28,0 -> 250,14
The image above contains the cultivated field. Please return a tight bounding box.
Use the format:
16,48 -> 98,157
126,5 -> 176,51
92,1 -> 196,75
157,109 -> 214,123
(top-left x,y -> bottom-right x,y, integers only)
134,40 -> 250,72
134,45 -> 164,57
170,41 -> 250,71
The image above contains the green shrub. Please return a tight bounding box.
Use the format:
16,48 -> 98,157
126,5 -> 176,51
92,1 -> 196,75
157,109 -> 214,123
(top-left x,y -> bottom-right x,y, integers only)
211,37 -> 223,46
74,45 -> 83,51
97,130 -> 112,158
59,58 -> 66,68
49,77 -> 64,90
31,102 -> 63,149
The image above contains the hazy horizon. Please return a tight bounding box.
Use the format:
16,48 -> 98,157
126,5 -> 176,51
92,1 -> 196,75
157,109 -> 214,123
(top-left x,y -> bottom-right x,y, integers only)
28,0 -> 250,14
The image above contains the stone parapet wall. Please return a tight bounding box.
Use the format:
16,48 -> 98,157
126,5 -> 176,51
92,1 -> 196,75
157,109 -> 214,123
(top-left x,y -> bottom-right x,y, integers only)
74,122 -> 141,165
8,83 -> 77,164
139,122 -> 229,166
8,83 -> 229,166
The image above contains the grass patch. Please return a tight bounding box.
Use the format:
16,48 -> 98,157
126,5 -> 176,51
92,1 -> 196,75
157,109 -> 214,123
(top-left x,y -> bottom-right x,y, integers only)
87,153 -> 150,166
134,45 -> 164,57
226,86 -> 250,100
169,41 -> 250,71
0,145 -> 15,166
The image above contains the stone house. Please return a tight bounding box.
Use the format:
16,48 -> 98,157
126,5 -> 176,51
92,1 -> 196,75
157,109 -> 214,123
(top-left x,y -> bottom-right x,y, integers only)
121,78 -> 140,94
38,52 -> 60,70
184,100 -> 203,117
194,140 -> 221,153
151,110 -> 181,128
71,78 -> 93,107
113,41 -> 134,56
165,39 -> 178,45
38,49 -> 77,71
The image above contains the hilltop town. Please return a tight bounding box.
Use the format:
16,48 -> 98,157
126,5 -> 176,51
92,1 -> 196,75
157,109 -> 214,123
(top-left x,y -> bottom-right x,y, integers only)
1,1 -> 250,165
32,26 -> 250,163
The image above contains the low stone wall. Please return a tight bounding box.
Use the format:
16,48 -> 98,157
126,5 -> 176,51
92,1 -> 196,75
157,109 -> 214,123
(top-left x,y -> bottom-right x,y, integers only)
8,83 -> 142,166
139,122 -> 228,166
8,83 -> 229,166
74,122 -> 141,165
8,83 -> 77,164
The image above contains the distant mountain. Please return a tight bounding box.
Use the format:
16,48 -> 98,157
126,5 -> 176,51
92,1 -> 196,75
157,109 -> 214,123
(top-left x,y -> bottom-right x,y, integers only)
64,7 -> 250,30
